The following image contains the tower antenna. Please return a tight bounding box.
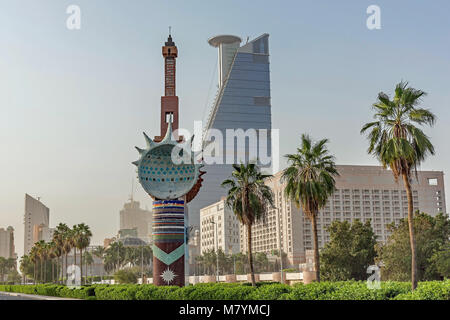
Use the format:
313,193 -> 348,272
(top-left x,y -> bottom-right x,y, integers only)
130,178 -> 135,202
169,26 -> 172,35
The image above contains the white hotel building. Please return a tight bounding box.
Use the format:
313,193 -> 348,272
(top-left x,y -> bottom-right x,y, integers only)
200,198 -> 240,255
236,165 -> 446,267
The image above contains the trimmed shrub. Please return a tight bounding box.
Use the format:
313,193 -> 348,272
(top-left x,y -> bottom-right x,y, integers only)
249,283 -> 292,300
394,280 -> 450,300
0,280 -> 448,300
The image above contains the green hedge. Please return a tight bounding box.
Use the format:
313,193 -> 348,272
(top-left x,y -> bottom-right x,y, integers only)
0,284 -> 96,299
0,280 -> 448,300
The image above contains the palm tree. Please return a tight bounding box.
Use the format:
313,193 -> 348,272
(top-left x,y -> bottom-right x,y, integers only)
82,251 -> 94,284
29,246 -> 39,284
62,227 -> 74,283
35,241 -> 47,283
361,81 -> 436,290
73,223 -> 92,285
282,134 -> 338,282
92,246 -> 106,281
47,241 -> 57,283
53,223 -> 69,284
71,225 -> 79,268
0,257 -> 6,283
222,163 -> 274,286
20,255 -> 32,284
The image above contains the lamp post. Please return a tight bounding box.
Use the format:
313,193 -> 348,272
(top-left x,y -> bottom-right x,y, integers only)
210,220 -> 219,281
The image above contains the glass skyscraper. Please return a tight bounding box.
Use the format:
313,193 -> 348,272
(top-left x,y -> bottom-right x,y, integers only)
188,34 -> 273,229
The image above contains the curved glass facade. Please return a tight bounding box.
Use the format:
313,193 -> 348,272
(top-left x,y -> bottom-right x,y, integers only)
188,34 -> 273,228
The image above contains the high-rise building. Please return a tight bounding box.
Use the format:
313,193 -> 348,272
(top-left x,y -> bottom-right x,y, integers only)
200,198 -> 240,255
0,226 -> 15,259
240,165 -> 446,267
119,199 -> 152,240
24,194 -> 50,254
188,34 -> 273,229
32,224 -> 54,244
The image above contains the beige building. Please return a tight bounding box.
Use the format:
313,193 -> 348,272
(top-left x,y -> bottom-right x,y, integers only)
240,165 -> 446,267
0,226 -> 15,259
119,200 -> 152,240
24,194 -> 50,254
32,224 -> 54,244
200,198 -> 240,255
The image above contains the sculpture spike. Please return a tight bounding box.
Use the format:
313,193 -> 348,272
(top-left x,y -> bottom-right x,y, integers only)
143,132 -> 154,148
135,146 -> 145,154
132,160 -> 140,166
162,121 -> 173,143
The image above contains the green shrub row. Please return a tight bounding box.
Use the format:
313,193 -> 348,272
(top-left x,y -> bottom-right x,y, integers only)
0,284 -> 96,299
0,280 -> 448,300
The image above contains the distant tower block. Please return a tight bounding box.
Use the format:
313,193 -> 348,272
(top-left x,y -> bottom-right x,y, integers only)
208,35 -> 242,88
156,34 -> 179,142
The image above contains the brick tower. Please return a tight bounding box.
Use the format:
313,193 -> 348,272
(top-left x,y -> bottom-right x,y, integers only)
155,33 -> 179,142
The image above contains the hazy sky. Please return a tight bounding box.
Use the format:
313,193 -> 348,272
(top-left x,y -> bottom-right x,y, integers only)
1,0 -> 449,259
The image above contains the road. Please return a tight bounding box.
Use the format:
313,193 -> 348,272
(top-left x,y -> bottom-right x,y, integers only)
0,292 -> 40,300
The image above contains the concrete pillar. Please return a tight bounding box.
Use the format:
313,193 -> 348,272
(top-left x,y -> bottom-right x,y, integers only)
204,275 -> 216,283
302,271 -> 317,284
247,274 -> 260,283
272,272 -> 286,283
225,274 -> 237,283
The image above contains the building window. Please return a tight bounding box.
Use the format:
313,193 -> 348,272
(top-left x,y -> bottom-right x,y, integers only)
428,178 -> 438,186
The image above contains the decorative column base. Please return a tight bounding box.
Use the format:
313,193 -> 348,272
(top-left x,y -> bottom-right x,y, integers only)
152,200 -> 185,286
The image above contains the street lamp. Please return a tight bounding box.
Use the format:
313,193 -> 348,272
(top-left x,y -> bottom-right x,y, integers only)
210,220 -> 219,281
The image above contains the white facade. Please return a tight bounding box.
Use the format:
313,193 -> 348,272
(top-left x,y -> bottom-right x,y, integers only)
24,194 -> 50,254
200,198 -> 240,255
240,165 -> 446,267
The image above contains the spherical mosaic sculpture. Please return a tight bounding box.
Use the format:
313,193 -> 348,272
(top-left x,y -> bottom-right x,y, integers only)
133,122 -> 204,287
133,122 -> 203,200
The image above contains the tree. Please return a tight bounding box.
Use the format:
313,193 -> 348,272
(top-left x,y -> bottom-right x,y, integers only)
104,241 -> 125,273
282,134 -> 338,282
114,268 -> 138,284
82,251 -> 94,283
62,225 -> 73,282
429,243 -> 450,279
7,269 -> 21,284
20,254 -> 33,284
47,241 -> 57,283
0,257 -> 7,283
377,212 -> 449,281
29,246 -> 39,283
73,223 -> 92,285
53,223 -> 69,284
320,220 -> 377,281
35,240 -> 47,283
361,81 -> 436,289
222,163 -> 274,286
92,246 -> 106,279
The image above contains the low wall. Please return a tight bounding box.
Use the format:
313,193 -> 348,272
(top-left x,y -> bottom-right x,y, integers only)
143,272 -> 303,285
